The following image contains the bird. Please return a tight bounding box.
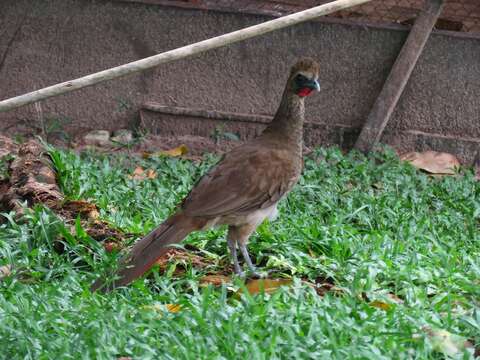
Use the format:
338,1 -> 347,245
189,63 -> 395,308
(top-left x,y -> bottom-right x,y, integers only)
91,58 -> 320,292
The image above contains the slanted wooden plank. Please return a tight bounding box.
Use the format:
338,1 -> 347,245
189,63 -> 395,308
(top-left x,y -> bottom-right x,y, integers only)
354,0 -> 445,154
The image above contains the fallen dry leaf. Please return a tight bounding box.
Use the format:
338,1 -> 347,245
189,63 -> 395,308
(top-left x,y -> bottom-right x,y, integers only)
0,265 -> 12,280
200,274 -> 231,286
145,169 -> 157,179
400,151 -> 460,175
371,182 -> 383,190
422,326 -> 474,357
238,278 -> 293,296
142,303 -> 182,314
369,300 -> 392,311
129,167 -> 145,180
157,144 -> 188,157
369,293 -> 403,311
387,293 -> 404,304
128,167 -> 157,181
165,304 -> 182,313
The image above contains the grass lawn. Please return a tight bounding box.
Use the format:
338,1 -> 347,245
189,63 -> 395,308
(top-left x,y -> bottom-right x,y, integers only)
0,146 -> 479,359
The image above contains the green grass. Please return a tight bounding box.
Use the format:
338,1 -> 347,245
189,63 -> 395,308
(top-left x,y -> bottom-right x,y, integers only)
0,147 -> 479,359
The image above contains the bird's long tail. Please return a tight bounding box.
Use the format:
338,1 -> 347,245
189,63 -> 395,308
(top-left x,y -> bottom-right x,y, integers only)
91,212 -> 206,293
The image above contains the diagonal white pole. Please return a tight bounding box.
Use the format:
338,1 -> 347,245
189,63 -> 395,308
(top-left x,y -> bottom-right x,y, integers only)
0,0 -> 372,113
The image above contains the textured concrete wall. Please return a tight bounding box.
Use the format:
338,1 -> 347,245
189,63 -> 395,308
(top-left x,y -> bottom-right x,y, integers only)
0,0 -> 479,159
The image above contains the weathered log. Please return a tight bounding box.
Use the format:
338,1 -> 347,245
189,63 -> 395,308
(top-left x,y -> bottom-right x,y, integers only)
1,140 -> 63,214
0,137 -> 126,244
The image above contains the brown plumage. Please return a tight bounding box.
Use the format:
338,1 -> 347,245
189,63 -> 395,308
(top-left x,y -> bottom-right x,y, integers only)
91,58 -> 320,292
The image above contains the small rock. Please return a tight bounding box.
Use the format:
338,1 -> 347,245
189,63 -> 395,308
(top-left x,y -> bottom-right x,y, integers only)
111,129 -> 133,144
83,130 -> 111,146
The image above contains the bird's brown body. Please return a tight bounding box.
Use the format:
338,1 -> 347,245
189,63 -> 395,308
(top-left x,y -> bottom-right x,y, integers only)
92,58 -> 320,292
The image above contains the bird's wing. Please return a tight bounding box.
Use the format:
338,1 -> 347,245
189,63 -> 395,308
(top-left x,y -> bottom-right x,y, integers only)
181,146 -> 300,218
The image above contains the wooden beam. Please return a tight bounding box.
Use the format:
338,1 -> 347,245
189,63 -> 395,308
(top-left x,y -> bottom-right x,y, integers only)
474,151 -> 480,181
354,0 -> 445,154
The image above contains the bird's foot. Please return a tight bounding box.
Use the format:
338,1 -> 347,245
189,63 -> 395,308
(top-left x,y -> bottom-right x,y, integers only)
234,269 -> 246,278
247,268 -> 268,279
239,244 -> 267,278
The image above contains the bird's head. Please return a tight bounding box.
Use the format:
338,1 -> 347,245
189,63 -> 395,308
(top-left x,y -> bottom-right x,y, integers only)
289,58 -> 320,98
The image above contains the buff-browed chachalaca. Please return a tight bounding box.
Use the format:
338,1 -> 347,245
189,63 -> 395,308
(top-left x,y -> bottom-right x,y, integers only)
91,58 -> 320,292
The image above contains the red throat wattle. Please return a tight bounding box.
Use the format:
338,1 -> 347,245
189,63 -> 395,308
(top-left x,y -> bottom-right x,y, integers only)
297,88 -> 313,97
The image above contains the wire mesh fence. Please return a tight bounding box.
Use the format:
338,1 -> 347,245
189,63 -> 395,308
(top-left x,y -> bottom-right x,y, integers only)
119,1 -> 480,33
325,0 -> 480,33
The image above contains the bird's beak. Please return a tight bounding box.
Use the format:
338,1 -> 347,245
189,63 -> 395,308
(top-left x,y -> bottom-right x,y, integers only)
305,79 -> 320,92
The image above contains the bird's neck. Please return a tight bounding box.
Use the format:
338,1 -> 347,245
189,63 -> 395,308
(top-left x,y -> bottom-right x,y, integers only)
262,89 -> 305,152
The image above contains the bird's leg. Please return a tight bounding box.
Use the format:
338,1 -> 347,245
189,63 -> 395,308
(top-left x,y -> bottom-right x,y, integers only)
239,243 -> 262,278
227,237 -> 244,277
228,224 -> 263,277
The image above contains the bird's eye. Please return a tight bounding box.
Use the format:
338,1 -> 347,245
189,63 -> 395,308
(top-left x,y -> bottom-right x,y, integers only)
295,74 -> 308,83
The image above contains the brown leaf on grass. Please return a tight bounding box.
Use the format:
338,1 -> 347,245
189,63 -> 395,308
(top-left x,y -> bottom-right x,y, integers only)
157,144 -> 188,157
0,265 -> 12,280
422,326 -> 475,357
400,151 -> 460,175
369,300 -> 392,311
142,145 -> 189,159
238,278 -> 293,296
129,167 -> 145,180
387,293 -> 404,304
128,167 -> 157,181
200,274 -> 231,286
371,182 -> 383,190
369,293 -> 404,311
142,303 -> 182,313
165,304 -> 182,313
145,169 -> 157,179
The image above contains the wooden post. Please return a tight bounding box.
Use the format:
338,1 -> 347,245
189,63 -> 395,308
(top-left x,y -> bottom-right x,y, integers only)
0,0 -> 373,113
474,151 -> 480,181
354,0 -> 444,154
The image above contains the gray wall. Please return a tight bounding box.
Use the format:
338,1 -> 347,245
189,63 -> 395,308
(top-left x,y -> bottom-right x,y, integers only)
1,0 -> 479,159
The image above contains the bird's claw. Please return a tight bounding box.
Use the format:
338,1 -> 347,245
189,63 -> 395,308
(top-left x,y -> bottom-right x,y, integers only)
248,268 -> 268,279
